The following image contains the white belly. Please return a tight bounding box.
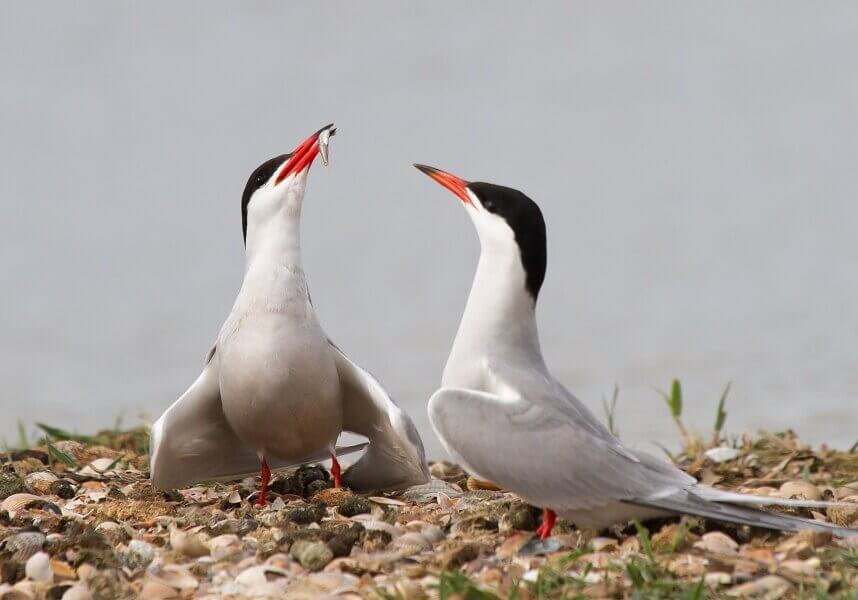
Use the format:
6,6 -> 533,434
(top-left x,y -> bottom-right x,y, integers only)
217,310 -> 342,461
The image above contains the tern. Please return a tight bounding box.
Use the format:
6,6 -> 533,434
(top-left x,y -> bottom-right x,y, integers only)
148,124 -> 429,504
415,163 -> 857,539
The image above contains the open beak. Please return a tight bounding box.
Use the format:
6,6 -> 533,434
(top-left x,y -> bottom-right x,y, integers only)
414,164 -> 472,205
275,123 -> 336,185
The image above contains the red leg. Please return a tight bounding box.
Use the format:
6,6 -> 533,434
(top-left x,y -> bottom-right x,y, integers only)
536,508 -> 556,540
256,457 -> 271,507
330,454 -> 342,488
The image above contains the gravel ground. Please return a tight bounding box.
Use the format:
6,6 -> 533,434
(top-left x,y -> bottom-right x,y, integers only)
1,426 -> 857,599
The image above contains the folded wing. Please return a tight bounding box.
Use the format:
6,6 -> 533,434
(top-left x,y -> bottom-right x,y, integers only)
331,342 -> 430,492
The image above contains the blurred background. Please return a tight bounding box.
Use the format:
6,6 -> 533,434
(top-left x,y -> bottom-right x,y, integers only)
1,2 -> 856,457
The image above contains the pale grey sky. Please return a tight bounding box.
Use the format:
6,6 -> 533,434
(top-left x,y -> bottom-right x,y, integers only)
1,3 -> 856,454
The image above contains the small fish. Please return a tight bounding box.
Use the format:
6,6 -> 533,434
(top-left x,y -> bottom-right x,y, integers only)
319,126 -> 336,166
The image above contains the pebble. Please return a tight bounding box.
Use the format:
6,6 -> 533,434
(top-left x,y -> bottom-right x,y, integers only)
124,539 -> 155,570
24,552 -> 52,582
337,495 -> 372,517
289,540 -> 333,572
169,526 -> 209,558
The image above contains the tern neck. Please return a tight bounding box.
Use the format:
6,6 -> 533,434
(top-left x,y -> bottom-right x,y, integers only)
444,242 -> 544,385
244,207 -> 303,271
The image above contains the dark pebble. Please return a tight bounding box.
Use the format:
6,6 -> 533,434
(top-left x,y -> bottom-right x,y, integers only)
49,479 -> 76,499
337,496 -> 372,517
286,503 -> 326,525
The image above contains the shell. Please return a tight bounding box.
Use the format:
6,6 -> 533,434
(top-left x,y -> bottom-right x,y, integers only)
368,496 -> 407,506
779,480 -> 822,501
1,531 -> 46,561
60,585 -> 93,600
466,477 -> 502,492
392,532 -> 432,554
169,526 -> 209,558
24,552 -> 53,583
694,531 -> 739,555
147,565 -> 198,591
1,493 -> 44,512
137,581 -> 181,599
235,565 -> 290,587
207,534 -> 241,561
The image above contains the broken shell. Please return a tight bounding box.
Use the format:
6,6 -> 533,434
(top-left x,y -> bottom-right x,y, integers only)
779,480 -> 822,501
137,581 -> 179,600
207,534 -> 241,561
1,531 -> 46,561
704,446 -> 741,463
147,564 -> 198,590
235,565 -> 289,587
95,521 -> 128,545
466,477 -> 502,491
61,585 -> 92,600
694,531 -> 739,555
169,526 -> 210,558
24,552 -> 53,583
368,496 -> 407,506
2,493 -> 46,512
50,560 -> 76,581
392,532 -> 432,554
705,572 -> 732,587
24,472 -> 57,495
727,575 -> 791,598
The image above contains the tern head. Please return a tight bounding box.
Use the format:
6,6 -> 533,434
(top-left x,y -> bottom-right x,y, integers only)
240,123 -> 336,243
414,164 -> 547,300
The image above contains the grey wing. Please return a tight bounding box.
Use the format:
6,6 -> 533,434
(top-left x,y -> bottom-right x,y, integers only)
428,387 -> 691,512
330,342 -> 430,493
485,358 -> 641,464
150,346 -> 367,490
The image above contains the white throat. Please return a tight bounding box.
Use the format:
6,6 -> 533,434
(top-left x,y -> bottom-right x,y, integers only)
442,225 -> 544,389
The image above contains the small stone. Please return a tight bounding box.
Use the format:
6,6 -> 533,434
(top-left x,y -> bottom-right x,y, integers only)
123,540 -> 155,570
727,575 -> 791,598
441,543 -> 480,569
337,496 -> 371,517
289,540 -> 333,572
694,531 -> 739,555
306,479 -> 330,496
505,507 -> 537,531
24,552 -> 52,583
49,481 -> 75,500
705,571 -> 732,587
779,481 -> 822,502
0,473 -> 27,500
360,529 -> 392,552
286,503 -> 326,525
169,527 -> 209,558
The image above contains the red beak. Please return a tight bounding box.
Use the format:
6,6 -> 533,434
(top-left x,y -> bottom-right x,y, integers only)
414,164 -> 472,205
274,123 -> 334,185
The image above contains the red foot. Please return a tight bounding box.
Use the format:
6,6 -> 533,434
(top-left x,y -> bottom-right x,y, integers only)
536,508 -> 556,540
330,454 -> 342,488
256,457 -> 271,507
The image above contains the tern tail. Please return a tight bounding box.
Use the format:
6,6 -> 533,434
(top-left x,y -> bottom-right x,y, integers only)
626,490 -> 858,538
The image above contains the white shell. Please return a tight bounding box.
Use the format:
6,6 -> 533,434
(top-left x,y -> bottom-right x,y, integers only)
61,585 -> 93,600
24,552 -> 53,583
704,447 -> 740,463
1,494 -> 42,512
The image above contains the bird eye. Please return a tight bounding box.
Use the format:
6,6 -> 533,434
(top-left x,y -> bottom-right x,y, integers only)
482,200 -> 494,210
255,174 -> 267,187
